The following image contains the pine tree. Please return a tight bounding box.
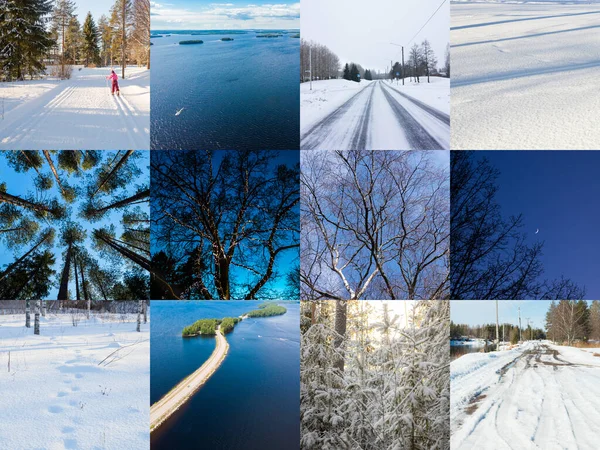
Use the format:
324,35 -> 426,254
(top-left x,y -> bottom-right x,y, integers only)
350,63 -> 359,82
82,12 -> 100,66
51,0 -> 76,78
0,0 -> 54,80
109,0 -> 133,78
342,63 -> 350,81
64,15 -> 82,64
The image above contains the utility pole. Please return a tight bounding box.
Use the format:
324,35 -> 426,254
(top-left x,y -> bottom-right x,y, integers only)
390,59 -> 393,83
518,307 -> 522,342
495,300 -> 499,345
503,323 -> 505,344
401,45 -> 405,85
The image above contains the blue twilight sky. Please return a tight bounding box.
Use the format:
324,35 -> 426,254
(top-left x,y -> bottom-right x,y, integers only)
150,150 -> 299,300
151,1 -> 300,30
473,151 -> 600,299
0,151 -> 149,300
451,300 -> 595,330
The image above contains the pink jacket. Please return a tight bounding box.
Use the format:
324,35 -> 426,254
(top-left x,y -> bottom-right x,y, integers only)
107,72 -> 118,82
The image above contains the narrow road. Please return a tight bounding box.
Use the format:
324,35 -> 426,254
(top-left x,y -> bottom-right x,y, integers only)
150,325 -> 229,432
300,80 -> 449,150
452,342 -> 600,449
0,67 -> 149,150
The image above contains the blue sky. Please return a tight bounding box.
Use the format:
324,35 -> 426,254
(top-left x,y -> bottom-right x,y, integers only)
70,0 -> 112,25
151,1 -> 300,30
451,300 -> 595,330
473,151 -> 600,299
150,150 -> 299,300
0,151 -> 149,299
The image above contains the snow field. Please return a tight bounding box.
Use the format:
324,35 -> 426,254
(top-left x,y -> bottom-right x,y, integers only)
451,341 -> 600,449
0,67 -> 150,150
0,313 -> 149,450
451,2 -> 600,149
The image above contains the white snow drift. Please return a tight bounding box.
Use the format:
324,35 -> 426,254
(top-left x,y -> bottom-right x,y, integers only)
451,2 -> 600,149
0,312 -> 149,450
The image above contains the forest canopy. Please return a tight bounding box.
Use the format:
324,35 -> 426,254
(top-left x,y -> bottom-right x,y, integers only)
0,150 -> 150,300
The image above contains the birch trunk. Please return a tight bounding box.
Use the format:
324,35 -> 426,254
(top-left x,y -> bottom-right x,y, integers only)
34,301 -> 40,335
25,300 -> 31,328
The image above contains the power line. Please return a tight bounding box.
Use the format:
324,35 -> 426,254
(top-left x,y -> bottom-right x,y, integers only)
406,0 -> 448,47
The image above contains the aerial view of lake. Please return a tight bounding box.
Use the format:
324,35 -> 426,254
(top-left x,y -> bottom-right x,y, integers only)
150,31 -> 300,150
150,300 -> 300,449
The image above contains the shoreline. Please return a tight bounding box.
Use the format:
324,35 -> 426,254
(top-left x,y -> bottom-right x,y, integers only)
150,325 -> 229,432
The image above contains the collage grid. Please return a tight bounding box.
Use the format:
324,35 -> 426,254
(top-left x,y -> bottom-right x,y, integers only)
1,0 -> 600,449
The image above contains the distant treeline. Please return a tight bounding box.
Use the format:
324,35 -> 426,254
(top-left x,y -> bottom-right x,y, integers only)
451,321 -> 545,345
246,303 -> 287,318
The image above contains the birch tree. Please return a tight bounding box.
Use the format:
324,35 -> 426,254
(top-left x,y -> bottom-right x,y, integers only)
301,151 -> 449,300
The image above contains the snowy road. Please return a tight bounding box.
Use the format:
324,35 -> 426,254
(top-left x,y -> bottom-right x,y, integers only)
300,80 -> 449,150
451,341 -> 600,449
0,67 -> 150,150
451,2 -> 600,149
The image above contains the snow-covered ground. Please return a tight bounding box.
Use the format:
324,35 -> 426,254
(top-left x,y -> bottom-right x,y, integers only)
300,78 -> 450,150
0,67 -> 150,150
451,341 -> 600,449
451,2 -> 600,149
0,312 -> 149,450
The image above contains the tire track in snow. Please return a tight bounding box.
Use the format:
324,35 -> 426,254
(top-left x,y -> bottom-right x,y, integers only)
300,83 -> 375,150
350,83 -> 374,150
378,82 -> 442,149
384,83 -> 450,126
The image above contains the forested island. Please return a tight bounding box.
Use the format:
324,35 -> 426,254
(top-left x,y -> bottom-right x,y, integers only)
182,304 -> 287,336
256,34 -> 283,38
179,40 -> 204,45
221,38 -> 234,41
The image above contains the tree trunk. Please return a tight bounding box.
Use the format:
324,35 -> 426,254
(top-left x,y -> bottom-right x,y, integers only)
143,301 -> 147,323
137,300 -> 142,332
43,150 -> 67,198
311,301 -> 316,325
42,300 -> 46,317
58,243 -> 72,300
34,301 -> 40,335
122,0 -> 126,79
333,300 -> 347,372
92,189 -> 150,215
91,150 -> 134,199
25,300 -> 30,328
0,191 -> 52,215
74,256 -> 80,301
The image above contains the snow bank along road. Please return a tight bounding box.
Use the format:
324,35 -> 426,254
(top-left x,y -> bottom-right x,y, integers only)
301,80 -> 450,150
451,2 -> 600,149
0,313 -> 149,450
150,325 -> 229,432
451,341 -> 600,449
0,67 -> 150,150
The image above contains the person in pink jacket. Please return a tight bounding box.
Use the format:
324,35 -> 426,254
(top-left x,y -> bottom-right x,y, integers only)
107,70 -> 120,96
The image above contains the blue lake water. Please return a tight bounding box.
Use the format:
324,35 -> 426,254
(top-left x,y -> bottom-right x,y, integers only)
150,31 -> 300,150
150,300 -> 300,449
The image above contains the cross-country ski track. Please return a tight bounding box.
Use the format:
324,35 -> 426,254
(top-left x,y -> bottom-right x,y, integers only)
300,80 -> 450,150
0,67 -> 149,150
451,341 -> 600,450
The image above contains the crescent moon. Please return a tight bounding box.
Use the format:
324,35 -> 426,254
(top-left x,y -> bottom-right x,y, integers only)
535,229 -> 539,234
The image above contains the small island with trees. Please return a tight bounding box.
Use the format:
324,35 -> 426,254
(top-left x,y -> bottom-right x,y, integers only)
256,33 -> 283,38
182,303 -> 287,337
179,40 -> 204,45
221,37 -> 234,41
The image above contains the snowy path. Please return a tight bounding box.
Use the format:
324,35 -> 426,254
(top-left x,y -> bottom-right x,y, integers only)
0,67 -> 150,150
0,313 -> 149,450
300,80 -> 449,150
451,2 -> 600,149
451,341 -> 600,449
150,325 -> 229,432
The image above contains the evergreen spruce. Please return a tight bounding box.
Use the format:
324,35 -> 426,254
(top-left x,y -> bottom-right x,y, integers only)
82,12 -> 100,66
